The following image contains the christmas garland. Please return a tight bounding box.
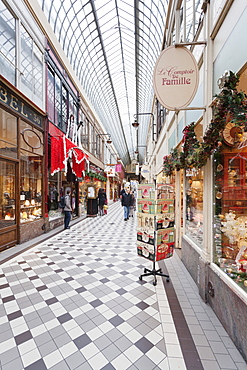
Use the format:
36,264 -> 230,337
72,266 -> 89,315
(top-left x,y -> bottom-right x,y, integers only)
85,170 -> 107,182
163,71 -> 247,176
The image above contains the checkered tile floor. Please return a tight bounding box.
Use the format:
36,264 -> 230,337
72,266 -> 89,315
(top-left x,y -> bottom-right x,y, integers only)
0,202 -> 246,370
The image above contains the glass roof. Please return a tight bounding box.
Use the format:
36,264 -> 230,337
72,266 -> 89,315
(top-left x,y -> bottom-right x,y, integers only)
37,0 -> 168,165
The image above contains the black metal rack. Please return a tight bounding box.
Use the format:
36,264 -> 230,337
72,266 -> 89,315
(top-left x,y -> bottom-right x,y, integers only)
139,259 -> 170,286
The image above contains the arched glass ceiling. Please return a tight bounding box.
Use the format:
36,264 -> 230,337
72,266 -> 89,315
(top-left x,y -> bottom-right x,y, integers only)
36,0 -> 168,165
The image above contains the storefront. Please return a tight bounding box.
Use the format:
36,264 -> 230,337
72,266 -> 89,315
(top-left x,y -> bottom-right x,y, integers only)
47,122 -> 89,228
79,165 -> 107,216
0,76 -> 46,250
105,164 -> 122,201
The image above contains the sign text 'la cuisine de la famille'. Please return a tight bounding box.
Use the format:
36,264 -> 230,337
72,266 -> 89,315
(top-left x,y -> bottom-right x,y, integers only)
153,46 -> 199,111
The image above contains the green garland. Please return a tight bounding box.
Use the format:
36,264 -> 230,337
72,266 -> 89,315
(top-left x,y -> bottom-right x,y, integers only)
85,170 -> 107,182
163,71 -> 247,176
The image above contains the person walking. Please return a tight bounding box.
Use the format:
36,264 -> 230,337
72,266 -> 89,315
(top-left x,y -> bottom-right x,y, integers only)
129,191 -> 136,217
97,188 -> 107,216
121,187 -> 132,221
64,190 -> 72,229
120,186 -> 125,199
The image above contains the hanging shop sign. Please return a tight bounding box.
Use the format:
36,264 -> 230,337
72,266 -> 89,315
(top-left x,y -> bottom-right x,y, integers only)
153,46 -> 199,111
140,165 -> 150,179
115,164 -> 122,172
105,165 -> 115,177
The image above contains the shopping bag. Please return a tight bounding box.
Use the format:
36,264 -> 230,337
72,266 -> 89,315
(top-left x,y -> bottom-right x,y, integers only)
104,209 -> 107,214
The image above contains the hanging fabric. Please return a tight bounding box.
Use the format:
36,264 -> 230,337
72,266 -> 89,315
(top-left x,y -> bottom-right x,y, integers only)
50,136 -> 64,175
50,134 -> 88,178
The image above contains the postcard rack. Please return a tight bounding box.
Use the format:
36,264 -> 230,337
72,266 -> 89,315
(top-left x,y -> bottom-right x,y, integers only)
136,183 -> 175,286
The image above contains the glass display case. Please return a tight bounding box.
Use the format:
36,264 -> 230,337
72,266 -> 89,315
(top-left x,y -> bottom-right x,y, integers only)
0,160 -> 16,228
214,150 -> 247,292
185,168 -> 203,246
20,151 -> 42,223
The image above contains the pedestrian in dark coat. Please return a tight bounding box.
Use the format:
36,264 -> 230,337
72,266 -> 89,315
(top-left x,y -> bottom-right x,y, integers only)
120,186 -> 125,199
97,188 -> 107,216
129,191 -> 136,217
64,190 -> 72,229
121,188 -> 132,220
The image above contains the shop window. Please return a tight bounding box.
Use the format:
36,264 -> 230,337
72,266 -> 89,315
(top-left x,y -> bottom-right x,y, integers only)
0,159 -> 16,228
19,120 -> 43,223
214,150 -> 247,291
0,109 -> 17,159
20,120 -> 43,156
20,25 -> 43,107
185,168 -> 203,246
79,118 -> 89,150
20,150 -> 42,223
156,100 -> 166,139
48,171 -> 62,220
0,2 -> 16,85
90,124 -> 96,156
55,74 -> 61,127
61,84 -> 68,132
47,68 -> 55,123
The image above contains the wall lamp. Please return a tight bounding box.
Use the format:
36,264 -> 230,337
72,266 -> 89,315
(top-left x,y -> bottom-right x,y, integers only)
132,113 -> 154,128
97,133 -> 112,144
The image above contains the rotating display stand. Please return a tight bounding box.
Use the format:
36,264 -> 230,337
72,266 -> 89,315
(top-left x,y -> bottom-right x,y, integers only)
139,253 -> 170,286
136,183 -> 175,286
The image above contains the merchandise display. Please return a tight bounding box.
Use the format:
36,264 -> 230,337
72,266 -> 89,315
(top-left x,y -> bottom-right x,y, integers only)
137,183 -> 175,285
214,151 -> 247,292
20,197 -> 42,223
185,169 -> 203,246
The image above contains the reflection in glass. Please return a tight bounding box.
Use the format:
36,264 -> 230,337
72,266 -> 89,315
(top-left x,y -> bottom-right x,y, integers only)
0,109 -> 17,158
20,120 -> 43,156
20,25 -> 43,107
20,150 -> 42,223
185,169 -> 203,247
0,2 -> 15,84
214,151 -> 247,292
0,160 -> 16,228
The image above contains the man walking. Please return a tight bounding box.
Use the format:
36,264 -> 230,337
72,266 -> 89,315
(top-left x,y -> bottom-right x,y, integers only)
121,188 -> 132,221
64,190 -> 72,229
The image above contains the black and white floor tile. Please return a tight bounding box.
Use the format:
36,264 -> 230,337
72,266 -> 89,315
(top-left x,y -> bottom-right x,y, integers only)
0,202 -> 246,370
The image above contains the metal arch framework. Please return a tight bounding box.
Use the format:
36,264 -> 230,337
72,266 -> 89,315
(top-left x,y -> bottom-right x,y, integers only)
89,0 -> 131,164
36,0 -> 168,165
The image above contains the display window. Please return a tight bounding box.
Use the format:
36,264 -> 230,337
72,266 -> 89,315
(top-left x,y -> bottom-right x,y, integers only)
185,168 -> 203,246
0,109 -> 17,158
214,149 -> 247,291
180,171 -> 184,228
19,120 -> 43,223
20,151 -> 42,222
0,159 -> 16,228
49,166 -> 80,220
20,120 -> 43,156
48,171 -> 61,220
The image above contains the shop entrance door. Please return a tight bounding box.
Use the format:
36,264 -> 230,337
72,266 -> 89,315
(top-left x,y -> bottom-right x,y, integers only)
0,159 -> 17,251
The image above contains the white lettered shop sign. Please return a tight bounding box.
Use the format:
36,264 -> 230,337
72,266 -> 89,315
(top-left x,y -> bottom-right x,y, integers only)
153,46 -> 199,110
